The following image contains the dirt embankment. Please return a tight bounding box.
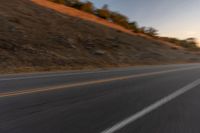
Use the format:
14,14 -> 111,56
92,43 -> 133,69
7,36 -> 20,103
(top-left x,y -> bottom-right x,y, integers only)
0,0 -> 199,73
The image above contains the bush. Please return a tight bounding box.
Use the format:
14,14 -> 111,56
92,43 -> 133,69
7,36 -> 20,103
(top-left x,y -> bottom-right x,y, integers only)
162,37 -> 198,49
50,0 -> 65,4
96,5 -> 111,20
71,2 -> 84,9
80,1 -> 94,14
65,0 -> 80,6
181,38 -> 198,49
50,0 -> 79,6
145,27 -> 158,36
110,12 -> 130,28
138,27 -> 146,34
138,27 -> 158,36
128,22 -> 139,32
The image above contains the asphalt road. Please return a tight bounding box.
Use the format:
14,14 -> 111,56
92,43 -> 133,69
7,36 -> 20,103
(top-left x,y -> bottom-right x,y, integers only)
0,63 -> 200,133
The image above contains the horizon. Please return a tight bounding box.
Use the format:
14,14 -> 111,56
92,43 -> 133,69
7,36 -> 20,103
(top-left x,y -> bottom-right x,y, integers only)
82,0 -> 200,45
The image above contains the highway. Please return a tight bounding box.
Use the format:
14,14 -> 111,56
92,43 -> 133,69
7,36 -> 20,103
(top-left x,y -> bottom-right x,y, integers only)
0,63 -> 200,133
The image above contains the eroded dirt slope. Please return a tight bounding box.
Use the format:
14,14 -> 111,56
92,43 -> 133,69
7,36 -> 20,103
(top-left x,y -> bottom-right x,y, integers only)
0,0 -> 199,73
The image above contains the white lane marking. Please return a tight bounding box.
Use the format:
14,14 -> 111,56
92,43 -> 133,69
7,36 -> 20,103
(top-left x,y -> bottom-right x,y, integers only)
101,79 -> 200,133
0,66 -> 199,98
0,64 -> 198,81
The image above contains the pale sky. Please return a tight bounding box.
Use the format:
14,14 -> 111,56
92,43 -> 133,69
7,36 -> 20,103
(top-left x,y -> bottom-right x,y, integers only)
83,0 -> 200,44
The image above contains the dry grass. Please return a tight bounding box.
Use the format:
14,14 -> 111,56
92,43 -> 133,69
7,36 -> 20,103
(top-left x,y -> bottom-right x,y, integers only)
31,0 -> 134,35
31,0 -> 183,49
0,0 -> 199,74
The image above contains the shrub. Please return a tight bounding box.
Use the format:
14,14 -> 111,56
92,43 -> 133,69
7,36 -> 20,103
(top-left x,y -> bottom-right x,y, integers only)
128,21 -> 139,32
66,0 -> 80,6
138,27 -> 158,36
110,12 -> 130,28
71,1 -> 84,9
80,1 -> 94,14
138,27 -> 146,34
181,38 -> 198,49
50,0 -> 65,4
162,37 -> 198,49
50,0 -> 80,6
145,27 -> 158,36
96,4 -> 111,20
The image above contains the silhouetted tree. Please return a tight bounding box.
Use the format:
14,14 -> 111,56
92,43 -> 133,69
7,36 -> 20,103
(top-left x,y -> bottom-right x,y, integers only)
50,0 -> 80,6
138,27 -> 158,36
65,0 -> 79,6
128,21 -> 139,32
182,38 -> 198,48
110,12 -> 130,28
145,27 -> 158,36
50,0 -> 65,4
139,26 -> 146,34
80,1 -> 94,13
161,37 -> 198,49
96,4 -> 111,19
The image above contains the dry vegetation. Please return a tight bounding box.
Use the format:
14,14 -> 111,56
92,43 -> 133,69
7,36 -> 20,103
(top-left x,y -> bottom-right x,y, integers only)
0,0 -> 199,73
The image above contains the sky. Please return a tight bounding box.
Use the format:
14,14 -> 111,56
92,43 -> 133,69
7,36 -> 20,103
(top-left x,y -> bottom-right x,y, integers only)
82,0 -> 200,44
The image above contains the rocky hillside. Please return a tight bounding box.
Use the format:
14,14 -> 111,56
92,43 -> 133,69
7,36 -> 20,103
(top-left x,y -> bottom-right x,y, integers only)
0,0 -> 199,73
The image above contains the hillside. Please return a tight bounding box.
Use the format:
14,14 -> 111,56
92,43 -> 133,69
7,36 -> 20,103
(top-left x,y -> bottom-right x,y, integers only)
0,0 -> 200,73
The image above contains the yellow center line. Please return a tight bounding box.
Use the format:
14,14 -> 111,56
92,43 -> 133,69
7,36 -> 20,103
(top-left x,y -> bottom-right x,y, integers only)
0,66 -> 199,98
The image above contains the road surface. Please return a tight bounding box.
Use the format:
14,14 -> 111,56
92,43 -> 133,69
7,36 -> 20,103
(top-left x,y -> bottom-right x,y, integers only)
0,63 -> 200,133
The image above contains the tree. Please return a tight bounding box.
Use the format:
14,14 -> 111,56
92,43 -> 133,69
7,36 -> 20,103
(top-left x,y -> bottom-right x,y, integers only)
64,0 -> 80,6
50,0 -> 79,6
139,26 -> 146,34
128,21 -> 139,32
71,1 -> 84,9
96,4 -> 111,20
145,27 -> 158,36
163,37 -> 198,49
182,38 -> 198,48
138,27 -> 158,36
50,0 -> 65,4
110,12 -> 130,28
80,1 -> 94,13
186,38 -> 196,44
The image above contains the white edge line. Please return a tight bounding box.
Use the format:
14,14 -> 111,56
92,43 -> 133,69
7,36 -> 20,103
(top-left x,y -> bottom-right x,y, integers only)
101,78 -> 200,133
